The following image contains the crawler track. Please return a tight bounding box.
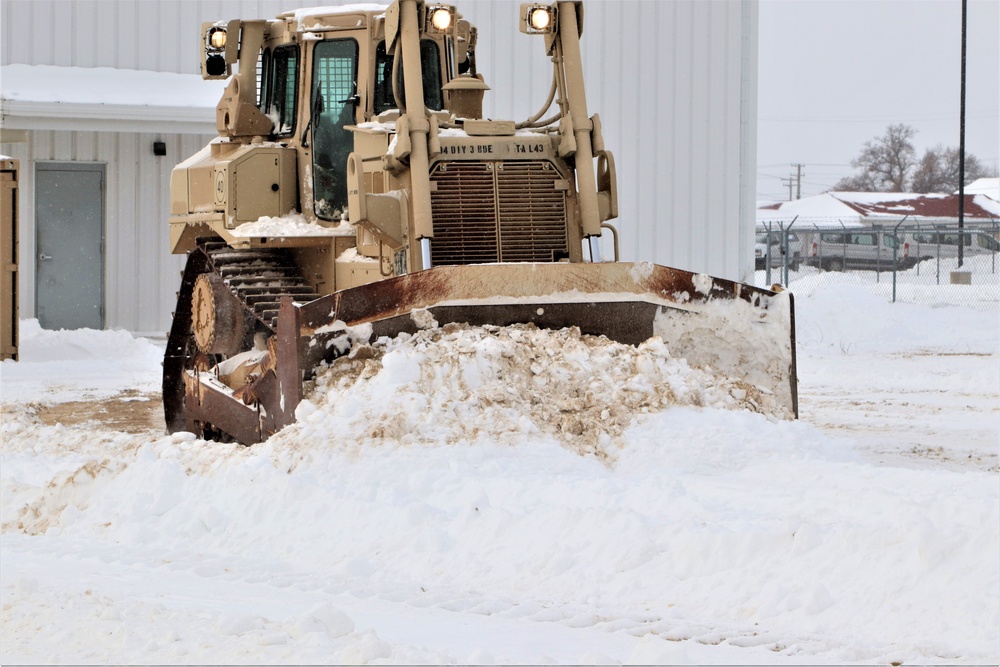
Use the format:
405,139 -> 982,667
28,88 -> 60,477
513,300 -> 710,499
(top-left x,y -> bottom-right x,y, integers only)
162,239 -> 319,438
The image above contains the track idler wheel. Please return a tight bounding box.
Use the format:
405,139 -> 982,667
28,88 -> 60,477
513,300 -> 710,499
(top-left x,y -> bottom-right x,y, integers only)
191,273 -> 244,356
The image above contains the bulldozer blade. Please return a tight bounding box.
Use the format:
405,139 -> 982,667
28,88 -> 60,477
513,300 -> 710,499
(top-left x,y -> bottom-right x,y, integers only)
180,261 -> 796,445
287,262 -> 798,420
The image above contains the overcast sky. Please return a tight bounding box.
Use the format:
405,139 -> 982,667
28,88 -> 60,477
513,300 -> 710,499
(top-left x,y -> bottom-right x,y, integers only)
757,0 -> 999,201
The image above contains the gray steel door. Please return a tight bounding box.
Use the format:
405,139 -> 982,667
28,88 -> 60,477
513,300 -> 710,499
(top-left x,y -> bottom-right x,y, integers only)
35,163 -> 105,330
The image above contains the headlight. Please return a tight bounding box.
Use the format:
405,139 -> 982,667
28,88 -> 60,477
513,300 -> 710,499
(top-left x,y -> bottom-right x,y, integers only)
207,27 -> 227,51
529,7 -> 552,31
520,4 -> 556,34
426,6 -> 455,33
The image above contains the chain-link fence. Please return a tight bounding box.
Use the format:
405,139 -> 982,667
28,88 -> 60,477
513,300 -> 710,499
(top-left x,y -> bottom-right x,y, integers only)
755,218 -> 1000,308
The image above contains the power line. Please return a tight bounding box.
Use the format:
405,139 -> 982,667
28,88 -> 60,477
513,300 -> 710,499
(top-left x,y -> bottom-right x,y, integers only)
759,163 -> 852,169
759,112 -> 998,123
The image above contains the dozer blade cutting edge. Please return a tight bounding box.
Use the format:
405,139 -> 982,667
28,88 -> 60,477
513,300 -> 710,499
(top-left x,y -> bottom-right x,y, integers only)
171,261 -> 797,444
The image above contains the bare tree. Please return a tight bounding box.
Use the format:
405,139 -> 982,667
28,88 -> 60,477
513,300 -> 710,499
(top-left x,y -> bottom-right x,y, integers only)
834,124 -> 917,192
911,145 -> 990,193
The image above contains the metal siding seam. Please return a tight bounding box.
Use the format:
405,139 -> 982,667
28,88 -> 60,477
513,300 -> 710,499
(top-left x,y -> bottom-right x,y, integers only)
639,1 -> 656,264
723,1 -> 739,277
650,0 -> 660,265
739,0 -> 759,282
677,1 -> 694,272
699,1 -> 713,275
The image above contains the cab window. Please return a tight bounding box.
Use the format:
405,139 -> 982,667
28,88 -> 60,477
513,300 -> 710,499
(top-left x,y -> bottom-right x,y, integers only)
311,39 -> 359,220
259,45 -> 299,137
374,39 -> 444,114
978,234 -> 1000,251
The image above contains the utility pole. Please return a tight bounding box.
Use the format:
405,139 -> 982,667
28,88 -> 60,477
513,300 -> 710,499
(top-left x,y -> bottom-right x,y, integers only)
958,0 -> 967,267
781,165 -> 805,201
781,176 -> 794,201
792,163 -> 805,199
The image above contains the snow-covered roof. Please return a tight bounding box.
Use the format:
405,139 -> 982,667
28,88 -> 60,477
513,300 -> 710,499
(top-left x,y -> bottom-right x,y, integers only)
757,193 -> 867,226
831,192 -> 999,219
957,177 -> 1000,199
0,64 -> 228,133
759,191 -> 999,227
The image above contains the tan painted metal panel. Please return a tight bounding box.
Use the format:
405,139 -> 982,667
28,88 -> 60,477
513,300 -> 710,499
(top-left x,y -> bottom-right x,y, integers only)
1,158 -> 18,360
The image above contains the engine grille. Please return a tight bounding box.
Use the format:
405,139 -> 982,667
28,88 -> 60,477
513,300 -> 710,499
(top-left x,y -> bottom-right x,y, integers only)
429,160 -> 569,265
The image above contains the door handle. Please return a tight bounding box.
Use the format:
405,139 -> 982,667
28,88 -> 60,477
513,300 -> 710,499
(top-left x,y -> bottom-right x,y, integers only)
39,253 -> 53,261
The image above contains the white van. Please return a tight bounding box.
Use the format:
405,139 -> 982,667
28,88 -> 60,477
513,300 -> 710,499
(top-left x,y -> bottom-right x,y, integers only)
755,231 -> 802,270
903,230 -> 1000,261
806,230 -> 917,272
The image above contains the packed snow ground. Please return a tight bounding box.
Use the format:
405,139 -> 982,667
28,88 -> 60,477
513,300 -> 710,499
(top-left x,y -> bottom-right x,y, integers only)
1,272 -> 998,664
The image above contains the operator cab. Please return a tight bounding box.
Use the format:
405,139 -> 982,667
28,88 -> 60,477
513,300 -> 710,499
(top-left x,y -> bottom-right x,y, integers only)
253,21 -> 454,221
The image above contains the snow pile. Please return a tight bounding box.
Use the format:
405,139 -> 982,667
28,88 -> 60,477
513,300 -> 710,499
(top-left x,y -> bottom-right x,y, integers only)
10,319 -> 157,364
1,274 -> 998,664
291,323 -> 776,461
0,320 -> 163,403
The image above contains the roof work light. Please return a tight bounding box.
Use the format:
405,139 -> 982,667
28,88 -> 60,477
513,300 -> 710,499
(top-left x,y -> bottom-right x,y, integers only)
520,3 -> 557,34
426,5 -> 456,34
208,27 -> 228,49
201,20 -> 241,79
204,25 -> 229,77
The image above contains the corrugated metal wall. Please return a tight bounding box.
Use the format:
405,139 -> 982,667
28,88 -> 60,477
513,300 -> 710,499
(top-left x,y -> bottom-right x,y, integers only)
1,0 -> 757,335
1,0 -> 279,334
460,1 -> 758,279
0,0 -> 291,74
0,132 -> 213,336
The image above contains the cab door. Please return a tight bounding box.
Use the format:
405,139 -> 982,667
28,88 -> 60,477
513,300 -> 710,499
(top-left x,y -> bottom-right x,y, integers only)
310,39 -> 359,221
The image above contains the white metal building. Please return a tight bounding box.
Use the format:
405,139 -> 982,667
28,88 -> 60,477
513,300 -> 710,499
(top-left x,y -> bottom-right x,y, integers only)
1,0 -> 758,335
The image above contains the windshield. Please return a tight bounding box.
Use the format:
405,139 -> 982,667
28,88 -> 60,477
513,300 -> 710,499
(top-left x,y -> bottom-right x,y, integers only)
374,39 -> 444,114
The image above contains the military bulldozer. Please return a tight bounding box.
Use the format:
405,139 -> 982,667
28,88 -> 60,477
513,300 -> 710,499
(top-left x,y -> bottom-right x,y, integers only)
164,0 -> 797,444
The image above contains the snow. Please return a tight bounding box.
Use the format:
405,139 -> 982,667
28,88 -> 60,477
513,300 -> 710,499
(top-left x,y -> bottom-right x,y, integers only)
231,211 -> 354,237
757,193 -> 866,226
1,271 -> 998,665
291,5 -> 389,31
975,193 -> 1000,215
961,177 -> 1000,198
336,246 -> 379,263
758,190 -> 1000,226
0,64 -> 226,109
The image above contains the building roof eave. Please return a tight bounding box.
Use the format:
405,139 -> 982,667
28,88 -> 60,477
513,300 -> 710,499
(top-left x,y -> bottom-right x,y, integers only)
1,99 -> 218,134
